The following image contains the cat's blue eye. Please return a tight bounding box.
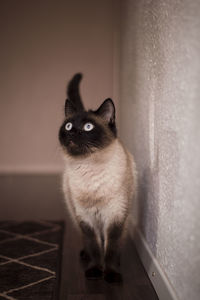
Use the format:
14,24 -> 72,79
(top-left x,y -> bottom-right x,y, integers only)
83,122 -> 94,131
65,122 -> 73,131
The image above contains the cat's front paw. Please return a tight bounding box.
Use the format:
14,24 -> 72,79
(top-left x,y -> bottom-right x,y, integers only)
104,268 -> 123,284
85,266 -> 103,280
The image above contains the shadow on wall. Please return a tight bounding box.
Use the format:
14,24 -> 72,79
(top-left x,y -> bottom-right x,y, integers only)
137,128 -> 180,263
137,164 -> 159,258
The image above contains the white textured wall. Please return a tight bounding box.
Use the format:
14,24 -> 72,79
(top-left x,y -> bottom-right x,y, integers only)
120,1 -> 200,299
0,0 -> 117,173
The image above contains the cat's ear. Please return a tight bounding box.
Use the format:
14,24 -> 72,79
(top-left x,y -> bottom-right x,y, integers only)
95,98 -> 115,123
65,99 -> 77,117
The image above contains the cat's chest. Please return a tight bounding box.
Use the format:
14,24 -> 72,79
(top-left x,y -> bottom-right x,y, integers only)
66,157 -> 124,205
69,163 -> 117,192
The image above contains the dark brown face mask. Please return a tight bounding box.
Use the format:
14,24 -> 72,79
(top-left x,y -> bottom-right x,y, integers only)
58,74 -> 117,156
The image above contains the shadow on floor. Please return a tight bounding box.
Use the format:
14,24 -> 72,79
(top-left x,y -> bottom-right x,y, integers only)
60,212 -> 158,300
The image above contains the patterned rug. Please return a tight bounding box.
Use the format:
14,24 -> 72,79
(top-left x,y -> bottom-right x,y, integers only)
0,221 -> 64,300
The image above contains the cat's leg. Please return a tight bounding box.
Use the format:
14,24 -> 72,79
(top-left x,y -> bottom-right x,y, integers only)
79,220 -> 103,279
79,248 -> 91,262
104,221 -> 124,283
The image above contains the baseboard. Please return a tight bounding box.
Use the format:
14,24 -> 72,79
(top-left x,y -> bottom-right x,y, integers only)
131,228 -> 178,300
0,165 -> 62,174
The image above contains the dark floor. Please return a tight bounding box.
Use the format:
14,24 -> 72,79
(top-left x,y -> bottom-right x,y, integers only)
60,210 -> 158,300
0,175 -> 158,300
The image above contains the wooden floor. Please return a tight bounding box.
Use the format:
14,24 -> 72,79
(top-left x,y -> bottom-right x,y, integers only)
0,175 -> 158,300
60,213 -> 158,299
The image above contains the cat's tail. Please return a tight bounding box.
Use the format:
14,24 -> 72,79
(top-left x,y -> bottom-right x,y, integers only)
67,73 -> 85,111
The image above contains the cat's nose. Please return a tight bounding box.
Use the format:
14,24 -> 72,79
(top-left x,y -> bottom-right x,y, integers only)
78,130 -> 83,135
70,129 -> 82,135
70,131 -> 76,136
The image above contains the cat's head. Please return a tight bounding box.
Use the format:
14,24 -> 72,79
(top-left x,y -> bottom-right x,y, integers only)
59,98 -> 117,157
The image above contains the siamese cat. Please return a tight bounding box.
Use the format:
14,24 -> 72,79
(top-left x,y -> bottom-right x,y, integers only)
59,73 -> 137,283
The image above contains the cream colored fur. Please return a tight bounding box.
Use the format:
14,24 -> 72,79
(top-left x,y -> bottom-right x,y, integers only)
62,139 -> 137,249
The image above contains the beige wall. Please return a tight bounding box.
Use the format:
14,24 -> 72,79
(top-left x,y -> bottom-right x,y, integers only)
120,1 -> 200,300
0,0 -> 118,173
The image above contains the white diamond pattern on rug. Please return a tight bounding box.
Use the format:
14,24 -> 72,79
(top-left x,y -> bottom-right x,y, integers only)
0,221 -> 64,300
